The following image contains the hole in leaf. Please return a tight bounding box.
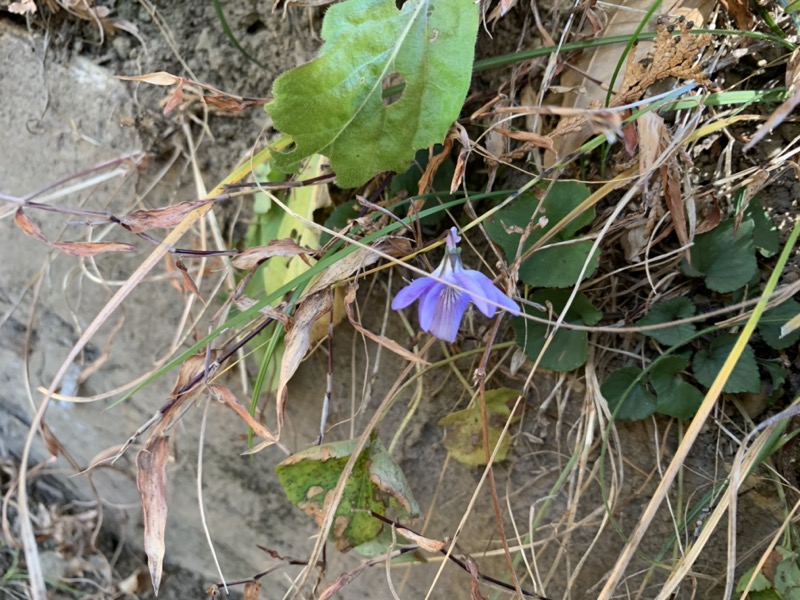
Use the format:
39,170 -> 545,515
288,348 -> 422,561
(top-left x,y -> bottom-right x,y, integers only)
381,72 -> 406,107
395,0 -> 404,9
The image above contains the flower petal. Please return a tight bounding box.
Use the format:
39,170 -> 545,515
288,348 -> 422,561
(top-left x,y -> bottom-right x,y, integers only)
417,282 -> 444,331
392,276 -> 437,310
453,270 -> 494,316
426,284 -> 471,343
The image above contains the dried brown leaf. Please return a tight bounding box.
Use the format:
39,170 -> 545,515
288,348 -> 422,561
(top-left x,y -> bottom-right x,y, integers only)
344,284 -> 428,365
14,209 -> 48,243
121,199 -> 210,234
417,136 -> 454,195
233,295 -> 291,327
637,111 -> 664,174
276,291 -> 333,432
117,72 -> 182,86
51,241 -> 137,256
136,436 -> 170,595
304,236 -> 412,296
718,0 -> 754,30
163,79 -> 185,115
209,385 -> 276,445
243,581 -> 262,600
393,526 -> 446,553
203,95 -> 267,111
175,259 -> 204,303
466,556 -> 487,600
232,239 -> 314,271
494,127 -> 554,152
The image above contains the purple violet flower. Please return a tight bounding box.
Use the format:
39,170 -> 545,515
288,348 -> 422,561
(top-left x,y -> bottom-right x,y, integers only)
391,227 -> 520,343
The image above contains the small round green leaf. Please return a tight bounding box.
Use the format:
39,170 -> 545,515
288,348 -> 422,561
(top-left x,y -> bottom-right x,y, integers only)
692,334 -> 761,394
485,182 -> 597,288
512,290 -> 601,372
758,299 -> 800,350
638,298 -> 697,347
680,219 -> 757,293
601,367 -> 657,420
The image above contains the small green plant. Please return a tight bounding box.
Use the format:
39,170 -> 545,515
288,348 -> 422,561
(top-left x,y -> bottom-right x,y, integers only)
603,200 -> 793,420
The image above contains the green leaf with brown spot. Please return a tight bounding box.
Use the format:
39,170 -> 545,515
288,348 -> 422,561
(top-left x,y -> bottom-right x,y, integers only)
275,435 -> 419,552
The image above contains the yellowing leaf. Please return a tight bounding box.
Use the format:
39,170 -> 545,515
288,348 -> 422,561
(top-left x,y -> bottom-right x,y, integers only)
438,388 -> 520,466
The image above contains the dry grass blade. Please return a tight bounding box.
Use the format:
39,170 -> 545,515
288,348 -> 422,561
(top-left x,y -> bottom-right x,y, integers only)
14,145 -> 274,600
136,435 -> 170,595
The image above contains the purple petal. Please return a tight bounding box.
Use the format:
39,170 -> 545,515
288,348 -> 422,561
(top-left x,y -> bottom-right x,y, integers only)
453,271 -> 495,317
392,276 -> 437,310
455,269 -> 520,317
417,282 -> 444,331
422,283 -> 471,343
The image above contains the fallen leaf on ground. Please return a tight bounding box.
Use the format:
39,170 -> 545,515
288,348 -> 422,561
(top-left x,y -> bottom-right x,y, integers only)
136,435 -> 170,595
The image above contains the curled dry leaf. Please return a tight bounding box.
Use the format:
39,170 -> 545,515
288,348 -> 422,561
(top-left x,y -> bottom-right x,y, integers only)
175,259 -> 204,303
136,435 -> 170,595
121,199 -> 210,234
14,208 -> 48,242
8,0 -> 36,14
344,284 -> 428,365
276,291 -> 333,433
232,239 -> 314,271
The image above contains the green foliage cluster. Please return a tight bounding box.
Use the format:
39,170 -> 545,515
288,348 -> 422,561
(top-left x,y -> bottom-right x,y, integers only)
255,0 -> 799,555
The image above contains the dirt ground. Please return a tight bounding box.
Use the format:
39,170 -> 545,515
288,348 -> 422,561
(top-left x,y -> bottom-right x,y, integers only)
0,3 -> 796,600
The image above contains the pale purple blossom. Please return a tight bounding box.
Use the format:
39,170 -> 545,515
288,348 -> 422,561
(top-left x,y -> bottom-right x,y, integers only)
391,227 -> 520,343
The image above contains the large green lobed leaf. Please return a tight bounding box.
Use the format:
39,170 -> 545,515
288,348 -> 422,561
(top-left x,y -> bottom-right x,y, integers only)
266,0 -> 479,188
